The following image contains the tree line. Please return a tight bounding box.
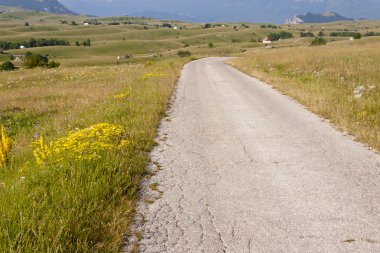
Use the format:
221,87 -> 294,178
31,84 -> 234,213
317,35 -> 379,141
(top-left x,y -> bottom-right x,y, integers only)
0,38 -> 70,50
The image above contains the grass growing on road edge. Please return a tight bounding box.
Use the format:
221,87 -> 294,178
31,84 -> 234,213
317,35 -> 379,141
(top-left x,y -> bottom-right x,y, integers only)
230,39 -> 380,151
0,58 -> 187,252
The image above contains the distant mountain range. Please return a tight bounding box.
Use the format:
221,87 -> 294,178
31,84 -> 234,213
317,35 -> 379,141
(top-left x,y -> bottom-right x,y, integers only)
285,11 -> 354,24
0,0 -> 75,14
0,0 -> 378,24
60,0 -> 380,23
129,11 -> 201,22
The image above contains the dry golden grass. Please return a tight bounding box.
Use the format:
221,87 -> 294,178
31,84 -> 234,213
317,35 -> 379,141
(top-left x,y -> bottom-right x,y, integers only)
231,38 -> 380,151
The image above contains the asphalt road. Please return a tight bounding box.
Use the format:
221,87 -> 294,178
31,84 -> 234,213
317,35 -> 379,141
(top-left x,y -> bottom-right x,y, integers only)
131,57 -> 380,253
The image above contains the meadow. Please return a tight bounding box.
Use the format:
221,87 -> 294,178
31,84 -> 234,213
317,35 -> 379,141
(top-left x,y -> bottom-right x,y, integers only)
0,57 -> 188,251
1,6 -> 380,252
231,36 -> 380,151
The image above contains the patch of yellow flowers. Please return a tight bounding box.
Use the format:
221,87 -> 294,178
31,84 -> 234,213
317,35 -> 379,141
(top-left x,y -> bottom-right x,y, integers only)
142,68 -> 166,80
32,123 -> 131,166
114,92 -> 131,99
0,126 -> 12,166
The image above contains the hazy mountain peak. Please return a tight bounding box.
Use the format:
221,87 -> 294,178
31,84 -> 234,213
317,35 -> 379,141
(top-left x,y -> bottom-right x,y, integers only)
285,11 -> 354,24
0,0 -> 75,14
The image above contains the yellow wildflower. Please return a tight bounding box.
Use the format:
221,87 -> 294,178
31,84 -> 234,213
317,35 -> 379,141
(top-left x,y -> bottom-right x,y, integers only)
114,92 -> 131,99
0,126 -> 12,166
142,68 -> 166,80
32,123 -> 132,166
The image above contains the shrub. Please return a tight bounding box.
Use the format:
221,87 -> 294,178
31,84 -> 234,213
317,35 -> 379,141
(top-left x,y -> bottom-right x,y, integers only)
208,42 -> 214,48
82,39 -> 91,47
310,37 -> 327,46
318,31 -> 325,37
204,23 -> 212,29
365,31 -> 380,37
353,33 -> 362,40
268,31 -> 293,41
47,61 -> 60,68
23,53 -> 48,68
0,61 -> 16,71
330,31 -> 362,38
177,50 -> 191,57
300,31 -> 315,38
161,23 -> 172,28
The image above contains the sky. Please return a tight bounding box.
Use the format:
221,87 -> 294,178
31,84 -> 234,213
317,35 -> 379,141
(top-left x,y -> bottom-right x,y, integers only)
59,0 -> 380,23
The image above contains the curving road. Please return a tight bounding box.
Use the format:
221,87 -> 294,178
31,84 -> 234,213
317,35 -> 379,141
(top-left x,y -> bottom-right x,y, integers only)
131,58 -> 380,253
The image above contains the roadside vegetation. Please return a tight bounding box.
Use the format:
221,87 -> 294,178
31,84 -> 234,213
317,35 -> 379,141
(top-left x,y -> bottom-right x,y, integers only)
0,58 -> 186,251
231,38 -> 380,151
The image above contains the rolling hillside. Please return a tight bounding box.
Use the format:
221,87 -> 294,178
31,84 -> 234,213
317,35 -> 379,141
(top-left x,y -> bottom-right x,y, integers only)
0,0 -> 75,14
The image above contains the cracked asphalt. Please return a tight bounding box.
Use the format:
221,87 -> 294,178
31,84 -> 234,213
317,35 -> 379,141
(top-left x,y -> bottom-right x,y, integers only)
128,57 -> 380,253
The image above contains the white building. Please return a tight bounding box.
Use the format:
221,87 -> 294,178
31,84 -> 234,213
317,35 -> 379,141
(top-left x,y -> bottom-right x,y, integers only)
263,37 -> 272,44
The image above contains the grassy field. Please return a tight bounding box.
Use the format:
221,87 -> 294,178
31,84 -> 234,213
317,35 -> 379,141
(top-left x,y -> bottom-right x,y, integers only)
0,58 -> 187,251
231,37 -> 380,151
1,6 -> 380,252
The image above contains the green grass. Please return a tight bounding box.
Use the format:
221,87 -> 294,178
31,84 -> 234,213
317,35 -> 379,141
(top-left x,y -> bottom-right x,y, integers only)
0,58 -> 187,251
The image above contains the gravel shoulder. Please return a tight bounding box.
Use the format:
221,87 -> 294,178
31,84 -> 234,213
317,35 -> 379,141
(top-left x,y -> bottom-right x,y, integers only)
126,57 -> 380,253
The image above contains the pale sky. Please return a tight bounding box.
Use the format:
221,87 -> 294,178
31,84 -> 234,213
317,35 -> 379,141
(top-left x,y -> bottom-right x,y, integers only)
59,0 -> 380,22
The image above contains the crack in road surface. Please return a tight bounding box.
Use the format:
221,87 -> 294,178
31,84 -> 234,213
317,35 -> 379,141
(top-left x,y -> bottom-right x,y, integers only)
127,57 -> 380,253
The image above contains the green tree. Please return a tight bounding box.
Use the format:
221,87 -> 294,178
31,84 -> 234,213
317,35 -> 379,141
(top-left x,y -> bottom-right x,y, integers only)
22,52 -> 60,69
268,31 -> 293,41
204,23 -> 212,29
353,33 -> 362,39
82,39 -> 91,47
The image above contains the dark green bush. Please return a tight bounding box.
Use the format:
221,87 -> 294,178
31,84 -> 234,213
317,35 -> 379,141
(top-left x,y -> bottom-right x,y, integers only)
300,31 -> 315,38
364,31 -> 380,37
318,31 -> 325,37
310,37 -> 327,46
47,61 -> 61,68
330,31 -> 362,38
0,61 -> 16,71
177,50 -> 191,57
204,23 -> 212,29
268,31 -> 293,41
